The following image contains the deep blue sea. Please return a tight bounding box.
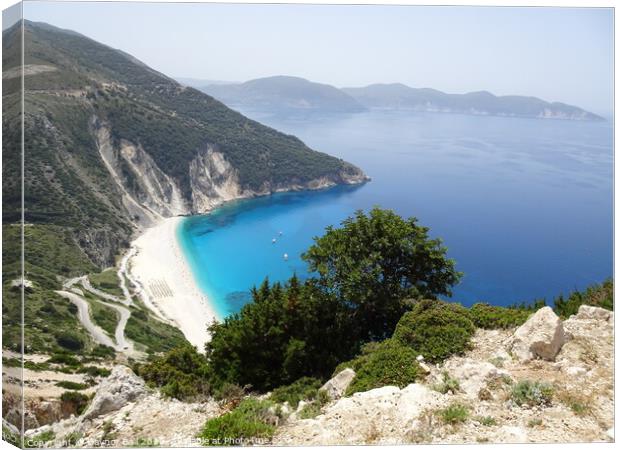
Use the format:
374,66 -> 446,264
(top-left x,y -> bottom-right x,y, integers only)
178,110 -> 613,319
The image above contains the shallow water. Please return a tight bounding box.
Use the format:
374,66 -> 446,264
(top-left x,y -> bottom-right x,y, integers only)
179,110 -> 613,319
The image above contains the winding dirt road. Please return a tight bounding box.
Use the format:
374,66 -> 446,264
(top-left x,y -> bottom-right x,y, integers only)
54,290 -> 118,350
56,278 -> 134,353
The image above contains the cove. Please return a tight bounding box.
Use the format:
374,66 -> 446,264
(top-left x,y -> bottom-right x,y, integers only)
178,110 -> 613,318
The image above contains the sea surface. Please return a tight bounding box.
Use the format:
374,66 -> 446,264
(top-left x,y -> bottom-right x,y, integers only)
178,110 -> 613,319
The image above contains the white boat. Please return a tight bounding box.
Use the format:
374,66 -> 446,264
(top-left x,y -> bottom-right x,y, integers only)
283,253 -> 289,261
272,238 -> 277,244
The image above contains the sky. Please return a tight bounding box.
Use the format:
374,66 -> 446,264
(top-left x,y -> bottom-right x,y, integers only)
16,1 -> 615,115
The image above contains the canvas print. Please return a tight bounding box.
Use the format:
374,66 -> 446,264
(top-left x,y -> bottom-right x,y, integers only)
1,1 -> 614,447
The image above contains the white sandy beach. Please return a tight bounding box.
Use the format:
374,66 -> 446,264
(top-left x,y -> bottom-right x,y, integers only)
129,216 -> 218,350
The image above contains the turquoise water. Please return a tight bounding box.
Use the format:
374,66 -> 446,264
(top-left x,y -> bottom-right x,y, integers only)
178,110 -> 613,319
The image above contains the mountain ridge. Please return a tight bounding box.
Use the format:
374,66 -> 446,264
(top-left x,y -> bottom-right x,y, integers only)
342,83 -> 604,121
198,75 -> 366,113
187,75 -> 603,121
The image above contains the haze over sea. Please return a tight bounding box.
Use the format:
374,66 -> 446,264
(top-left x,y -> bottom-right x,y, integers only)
178,110 -> 613,319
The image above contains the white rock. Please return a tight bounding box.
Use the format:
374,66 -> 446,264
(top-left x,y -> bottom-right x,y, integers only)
296,400 -> 308,413
494,425 -> 528,443
82,366 -> 146,420
320,368 -> 356,400
416,355 -> 425,362
511,307 -> 565,361
492,349 -> 512,361
274,383 -> 444,445
396,384 -> 442,418
575,305 -> 613,322
443,358 -> 511,398
279,402 -> 292,416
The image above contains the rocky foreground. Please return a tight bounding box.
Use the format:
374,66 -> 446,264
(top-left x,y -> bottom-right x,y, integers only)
13,304 -> 614,447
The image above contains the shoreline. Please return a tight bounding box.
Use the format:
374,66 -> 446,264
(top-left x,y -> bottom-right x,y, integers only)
129,216 -> 218,350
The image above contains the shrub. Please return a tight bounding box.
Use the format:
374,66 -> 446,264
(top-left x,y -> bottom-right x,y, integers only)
476,416 -> 497,426
198,398 -> 277,446
270,377 -> 322,408
527,418 -> 543,428
568,401 -> 588,416
25,430 -> 55,448
297,390 -> 330,419
432,371 -> 460,394
345,339 -> 421,396
55,381 -> 87,390
469,303 -> 531,329
24,360 -> 51,371
438,403 -> 469,425
213,383 -> 246,407
60,391 -> 89,416
90,344 -> 115,359
62,432 -> 82,446
511,380 -> 554,407
3,425 -> 21,447
47,353 -> 80,366
557,390 -> 590,416
553,279 -> 613,318
76,366 -> 111,377
55,332 -> 84,351
393,300 -> 475,363
135,344 -> 211,401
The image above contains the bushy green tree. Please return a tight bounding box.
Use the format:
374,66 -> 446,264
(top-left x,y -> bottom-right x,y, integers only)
303,208 -> 461,340
392,299 -> 475,362
206,277 -> 353,391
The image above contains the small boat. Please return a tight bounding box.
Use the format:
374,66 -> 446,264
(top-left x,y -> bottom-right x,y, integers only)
272,238 -> 277,244
283,253 -> 289,261
279,231 -> 283,236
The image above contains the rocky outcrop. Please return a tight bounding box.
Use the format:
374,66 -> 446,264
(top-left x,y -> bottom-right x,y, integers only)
94,122 -> 189,229
82,366 -> 146,420
117,140 -> 188,217
441,358 -> 512,398
276,305 -> 613,445
275,384 -> 445,445
189,147 -> 248,212
510,306 -> 565,361
574,304 -> 614,322
23,391 -> 221,448
320,368 -> 356,400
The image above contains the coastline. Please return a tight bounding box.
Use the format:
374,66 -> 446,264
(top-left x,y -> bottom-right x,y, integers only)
129,216 -> 218,350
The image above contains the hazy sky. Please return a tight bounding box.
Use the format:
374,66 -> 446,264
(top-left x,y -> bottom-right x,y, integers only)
20,2 -> 614,115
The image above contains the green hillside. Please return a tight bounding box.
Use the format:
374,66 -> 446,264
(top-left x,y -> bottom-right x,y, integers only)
1,20 -> 365,355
